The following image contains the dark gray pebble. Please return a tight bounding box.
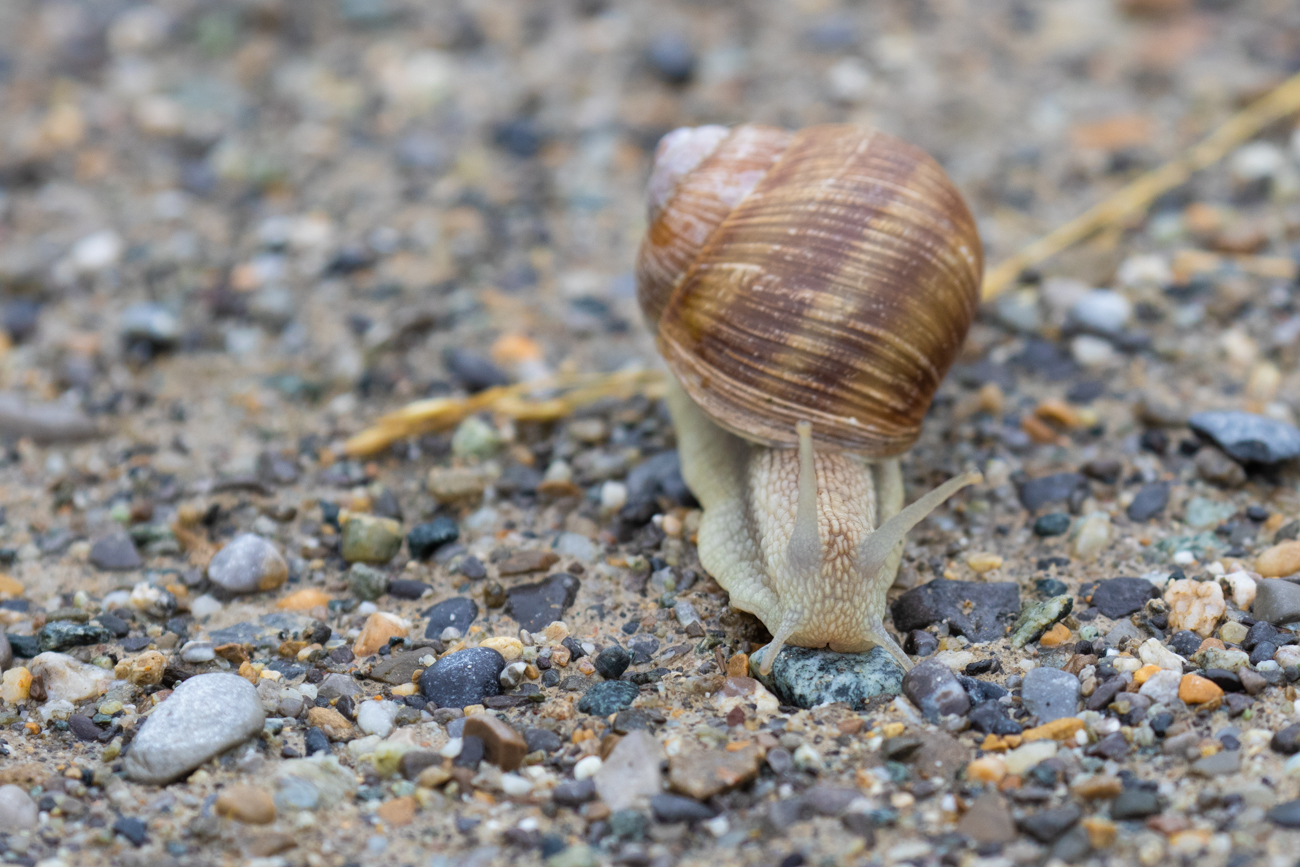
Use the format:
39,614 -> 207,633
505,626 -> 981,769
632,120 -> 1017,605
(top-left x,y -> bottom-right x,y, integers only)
645,33 -> 695,84
1017,804 -> 1081,844
1268,800 -> 1300,828
650,794 -> 716,823
901,659 -> 969,722
424,597 -> 479,638
891,579 -> 1020,642
1018,473 -> 1088,512
1189,410 -> 1300,464
1126,482 -> 1169,521
525,728 -> 563,753
304,727 -> 330,756
39,621 -> 113,653
419,648 -> 505,709
1035,578 -> 1068,598
507,573 -> 580,631
407,518 -> 459,560
1033,513 -> 1071,537
1168,630 -> 1203,657
1253,579 -> 1300,626
112,817 -> 148,847
904,630 -> 938,657
594,646 -> 631,680
752,645 -> 903,710
0,631 -> 10,671
1111,788 -> 1161,820
552,778 -> 597,807
1089,577 -> 1160,619
625,451 -> 693,506
1272,723 -> 1300,755
444,348 -> 510,393
577,680 -> 639,715
68,714 -> 101,742
1021,667 -> 1080,723
89,533 -> 142,571
1086,678 -> 1125,712
388,579 -> 431,600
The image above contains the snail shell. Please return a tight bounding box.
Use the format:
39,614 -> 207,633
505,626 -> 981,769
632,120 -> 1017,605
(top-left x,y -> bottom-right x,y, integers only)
637,123 -> 982,457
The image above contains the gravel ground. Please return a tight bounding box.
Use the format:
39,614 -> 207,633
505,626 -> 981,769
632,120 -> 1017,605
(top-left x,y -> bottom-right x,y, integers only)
4,1 -> 1300,866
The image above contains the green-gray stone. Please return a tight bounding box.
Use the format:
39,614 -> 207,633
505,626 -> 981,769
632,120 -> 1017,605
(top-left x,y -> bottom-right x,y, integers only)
576,680 -> 639,715
341,514 -> 403,564
347,563 -> 389,601
749,645 -> 904,709
451,416 -> 503,460
1009,595 -> 1074,648
38,621 -> 114,652
1183,496 -> 1236,530
1154,531 -> 1221,558
546,845 -> 598,867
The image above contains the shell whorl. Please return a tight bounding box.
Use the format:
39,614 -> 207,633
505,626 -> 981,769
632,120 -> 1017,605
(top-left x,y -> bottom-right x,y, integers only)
637,123 -> 983,457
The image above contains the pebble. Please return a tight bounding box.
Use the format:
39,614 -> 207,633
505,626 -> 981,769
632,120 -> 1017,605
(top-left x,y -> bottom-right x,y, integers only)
1003,740 -> 1057,775
39,620 -> 112,652
668,743 -> 762,800
1010,594 -> 1073,648
595,730 -> 664,810
1184,495 -> 1237,529
427,466 -> 493,502
1137,638 -> 1185,671
347,563 -> 389,601
1,668 -> 31,703
0,784 -> 38,831
1252,579 -> 1300,625
1138,669 -> 1182,705
1190,750 -> 1241,776
464,715 -> 528,771
1069,289 -> 1131,335
1224,570 -> 1257,610
1126,482 -> 1169,521
444,348 -> 510,392
419,648 -> 505,708
891,579 -> 1020,642
651,793 -> 716,823
1196,446 -> 1247,487
1072,511 -> 1112,560
28,652 -> 111,703
0,632 -> 9,672
507,572 -> 580,631
1219,621 -> 1249,645
901,659 -> 970,721
306,707 -> 354,741
1018,473 -> 1088,512
1178,674 -> 1224,704
1268,800 -> 1300,828
957,793 -> 1016,844
646,32 -> 696,84
498,550 -> 560,575
1165,579 -> 1225,637
1273,724 -> 1300,755
207,534 -> 288,594
214,785 -> 277,824
1189,410 -> 1300,464
424,597 -> 478,638
1021,667 -> 1080,722
1111,787 -> 1162,820
341,514 -> 404,564
388,578 -> 431,599
577,680 -> 640,715
1033,513 -> 1071,537
125,673 -> 266,784
1257,542 -> 1300,578
451,416 -> 503,459
353,612 -> 408,657
89,533 -> 142,571
595,645 -> 631,680
406,518 -> 459,560
751,645 -> 904,709
119,301 -> 178,348
1018,803 -> 1082,844
1090,577 -> 1160,619
356,700 -> 398,738
274,757 -> 358,812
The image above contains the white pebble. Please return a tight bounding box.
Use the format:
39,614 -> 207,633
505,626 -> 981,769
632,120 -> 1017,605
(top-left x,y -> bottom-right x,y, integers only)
71,230 -> 123,272
440,738 -> 463,759
1172,550 -> 1196,566
1070,289 -> 1132,335
356,700 -> 398,738
1070,334 -> 1116,367
180,641 -> 215,664
1072,511 -> 1111,560
499,774 -> 533,796
1137,638 -> 1185,671
1223,570 -> 1257,610
600,481 -> 628,513
189,594 -> 222,618
573,756 -> 602,780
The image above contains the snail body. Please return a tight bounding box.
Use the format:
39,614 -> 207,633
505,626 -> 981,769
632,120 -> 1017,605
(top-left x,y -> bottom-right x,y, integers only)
638,124 -> 983,672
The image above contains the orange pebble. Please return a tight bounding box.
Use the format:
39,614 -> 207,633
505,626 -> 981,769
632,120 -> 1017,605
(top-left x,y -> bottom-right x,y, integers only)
1038,623 -> 1072,647
1178,674 -> 1224,704
1132,664 -> 1162,685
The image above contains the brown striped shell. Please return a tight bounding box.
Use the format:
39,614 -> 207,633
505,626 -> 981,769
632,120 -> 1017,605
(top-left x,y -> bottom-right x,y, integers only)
637,123 -> 983,456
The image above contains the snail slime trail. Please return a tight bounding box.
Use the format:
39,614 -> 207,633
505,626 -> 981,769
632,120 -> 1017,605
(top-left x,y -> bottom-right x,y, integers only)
638,124 -> 983,674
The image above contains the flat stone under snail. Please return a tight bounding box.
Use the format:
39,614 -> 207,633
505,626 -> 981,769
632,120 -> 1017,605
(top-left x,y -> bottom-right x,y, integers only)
637,123 -> 984,674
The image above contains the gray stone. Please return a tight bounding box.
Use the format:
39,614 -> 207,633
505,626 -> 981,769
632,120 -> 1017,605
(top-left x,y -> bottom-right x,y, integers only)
577,680 -> 640,715
891,579 -> 1020,642
0,631 -> 11,672
1089,578 -> 1160,619
1190,750 -> 1241,777
89,533 -> 142,571
507,573 -> 580,631
1189,411 -> 1300,464
317,672 -> 361,700
1010,595 -> 1074,648
901,659 -> 970,722
1268,799 -> 1300,828
419,647 -> 505,708
1125,483 -> 1169,521
595,730 -> 663,811
207,534 -> 288,594
120,302 -> 180,348
274,757 -> 358,812
0,392 -> 99,443
124,673 -> 266,784
1069,289 -> 1131,335
38,620 -> 113,652
1018,473 -> 1088,512
1254,579 -> 1300,626
0,784 -> 38,832
1110,787 -> 1161,820
750,645 -> 904,709
347,563 -> 388,601
340,514 -> 404,564
1021,667 -> 1081,723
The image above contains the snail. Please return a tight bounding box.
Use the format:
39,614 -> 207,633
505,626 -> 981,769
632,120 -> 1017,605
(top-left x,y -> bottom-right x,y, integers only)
637,123 -> 984,673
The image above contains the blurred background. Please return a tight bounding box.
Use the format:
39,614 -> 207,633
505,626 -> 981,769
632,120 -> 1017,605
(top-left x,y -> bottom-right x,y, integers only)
0,0 -> 1298,453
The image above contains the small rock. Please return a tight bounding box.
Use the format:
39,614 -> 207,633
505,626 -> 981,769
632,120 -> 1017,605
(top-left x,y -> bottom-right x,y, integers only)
424,597 -> 478,639
1272,723 -> 1300,755
38,620 -> 112,652
1184,495 -> 1237,529
427,466 -> 493,503
1021,667 -> 1080,723
0,632 -> 10,672
388,579 -> 431,600
0,392 -> 99,443
1109,787 -> 1161,820
353,612 -> 408,657
1073,511 -> 1112,560
1257,542 -> 1300,579
112,816 -> 148,847
119,301 -> 176,349
451,416 -> 503,459
902,659 -> 970,722
646,32 -> 696,85
0,784 -> 38,831
891,579 -> 1020,642
464,715 -> 528,771
957,792 -> 1016,844
1034,513 -> 1071,537
444,347 -> 510,392
1090,578 -> 1160,619
115,650 -> 167,686
1253,579 -> 1300,625
1165,579 -> 1225,637
407,518 -> 459,560
207,534 -> 288,594
1137,669 -> 1182,705
256,451 -> 299,485
215,785 -> 276,824
1268,800 -> 1300,828
595,645 -> 631,680
347,563 -> 389,601
577,680 -> 639,715
595,730 -> 664,811
1196,446 -> 1247,487
274,757 -> 358,812
1018,804 -> 1082,844
1189,410 -> 1300,464
1179,674 -> 1224,704
1070,289 -> 1131,335
341,514 -> 404,564
1010,594 -> 1074,648
751,644 -> 903,709
419,647 -> 505,708
507,572 -> 580,631
498,550 -> 560,576
1126,483 -> 1169,521
356,700 -> 398,738
89,533 -> 142,571
28,652 -> 111,702
667,743 -> 762,800
1190,750 -> 1241,776
651,793 -> 715,823
306,707 -> 354,741
125,673 -> 265,784
1018,473 -> 1088,512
